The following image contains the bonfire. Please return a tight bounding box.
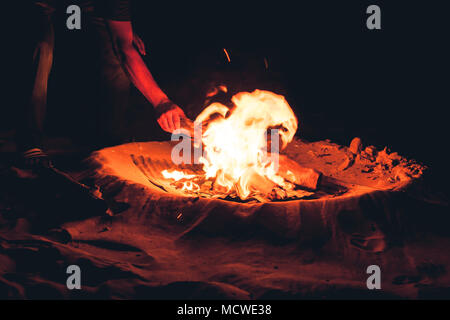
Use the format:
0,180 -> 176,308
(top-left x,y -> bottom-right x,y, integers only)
160,89 -> 323,202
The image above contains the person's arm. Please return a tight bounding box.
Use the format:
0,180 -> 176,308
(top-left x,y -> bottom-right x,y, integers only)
106,20 -> 185,133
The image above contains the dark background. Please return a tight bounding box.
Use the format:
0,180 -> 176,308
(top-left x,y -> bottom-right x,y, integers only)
4,1 -> 449,177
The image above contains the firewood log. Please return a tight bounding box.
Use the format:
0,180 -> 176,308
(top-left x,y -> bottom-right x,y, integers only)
276,154 -> 322,190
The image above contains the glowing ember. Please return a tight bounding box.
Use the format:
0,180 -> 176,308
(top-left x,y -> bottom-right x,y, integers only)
161,89 -> 316,202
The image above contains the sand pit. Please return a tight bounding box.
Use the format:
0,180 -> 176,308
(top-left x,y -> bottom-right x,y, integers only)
1,138 -> 449,299
81,138 -> 426,254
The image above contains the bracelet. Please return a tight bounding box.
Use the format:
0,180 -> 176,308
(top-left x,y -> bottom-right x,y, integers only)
155,100 -> 177,118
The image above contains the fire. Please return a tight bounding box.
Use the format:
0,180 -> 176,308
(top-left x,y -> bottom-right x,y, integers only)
161,169 -> 196,181
162,89 -> 303,202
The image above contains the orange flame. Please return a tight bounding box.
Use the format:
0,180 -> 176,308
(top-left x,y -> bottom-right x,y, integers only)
162,90 -> 299,201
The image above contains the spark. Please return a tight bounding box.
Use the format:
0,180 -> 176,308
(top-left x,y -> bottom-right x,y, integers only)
223,48 -> 231,63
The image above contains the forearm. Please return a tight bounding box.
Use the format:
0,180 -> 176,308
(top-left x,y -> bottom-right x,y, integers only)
120,47 -> 168,107
104,19 -> 183,132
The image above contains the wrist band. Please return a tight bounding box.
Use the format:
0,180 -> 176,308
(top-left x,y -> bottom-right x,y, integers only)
155,100 -> 177,118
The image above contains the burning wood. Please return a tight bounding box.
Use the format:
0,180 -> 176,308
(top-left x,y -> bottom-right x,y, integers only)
160,89 -> 327,202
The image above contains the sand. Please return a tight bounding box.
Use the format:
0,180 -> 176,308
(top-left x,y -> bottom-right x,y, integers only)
0,138 -> 449,299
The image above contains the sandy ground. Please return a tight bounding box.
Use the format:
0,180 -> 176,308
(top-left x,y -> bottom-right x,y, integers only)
0,138 -> 449,299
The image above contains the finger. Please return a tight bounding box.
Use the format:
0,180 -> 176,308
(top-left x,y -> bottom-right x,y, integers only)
134,36 -> 145,56
138,39 -> 146,55
164,117 -> 172,133
159,117 -> 170,132
173,112 -> 181,130
167,113 -> 175,133
164,115 -> 174,133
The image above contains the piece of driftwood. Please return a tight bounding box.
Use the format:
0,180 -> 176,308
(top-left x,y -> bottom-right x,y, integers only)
277,154 -> 322,190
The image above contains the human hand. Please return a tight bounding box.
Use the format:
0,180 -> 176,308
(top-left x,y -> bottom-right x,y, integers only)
133,33 -> 146,55
155,100 -> 186,133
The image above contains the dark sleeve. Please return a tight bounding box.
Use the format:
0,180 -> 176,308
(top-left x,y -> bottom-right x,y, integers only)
97,0 -> 131,21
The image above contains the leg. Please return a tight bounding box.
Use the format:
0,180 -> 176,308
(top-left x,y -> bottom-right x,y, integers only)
16,2 -> 55,152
